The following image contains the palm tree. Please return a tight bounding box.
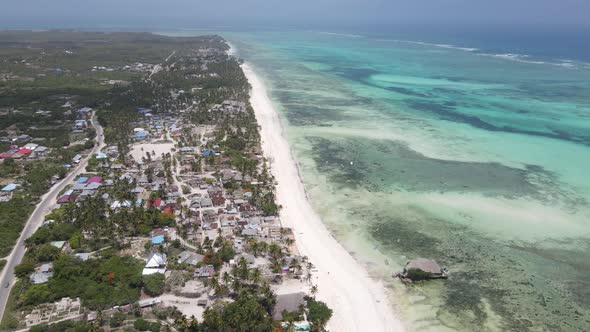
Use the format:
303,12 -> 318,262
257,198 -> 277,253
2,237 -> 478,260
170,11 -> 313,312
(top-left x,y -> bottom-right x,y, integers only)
238,257 -> 249,279
209,277 -> 222,295
249,267 -> 262,286
222,271 -> 231,287
310,284 -> 318,298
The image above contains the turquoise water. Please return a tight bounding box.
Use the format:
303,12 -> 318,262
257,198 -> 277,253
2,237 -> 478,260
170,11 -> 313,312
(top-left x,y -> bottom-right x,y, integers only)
222,31 -> 590,331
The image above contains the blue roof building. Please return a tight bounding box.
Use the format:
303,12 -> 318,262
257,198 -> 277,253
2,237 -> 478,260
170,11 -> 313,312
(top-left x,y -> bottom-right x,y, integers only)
135,132 -> 148,139
77,177 -> 88,184
202,150 -> 215,157
1,183 -> 17,191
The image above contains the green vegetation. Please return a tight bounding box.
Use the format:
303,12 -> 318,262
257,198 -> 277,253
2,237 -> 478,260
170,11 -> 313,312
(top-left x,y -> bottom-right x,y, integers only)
0,197 -> 34,257
18,255 -> 143,310
307,297 -> 333,331
28,320 -> 94,332
200,294 -> 274,331
133,318 -> 161,332
142,273 -> 165,296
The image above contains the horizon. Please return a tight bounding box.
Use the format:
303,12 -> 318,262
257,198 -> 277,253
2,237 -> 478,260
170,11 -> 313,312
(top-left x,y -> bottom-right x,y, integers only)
2,0 -> 590,27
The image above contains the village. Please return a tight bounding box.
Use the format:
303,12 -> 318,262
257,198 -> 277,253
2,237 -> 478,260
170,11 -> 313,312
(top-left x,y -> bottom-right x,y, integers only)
0,32 -> 331,332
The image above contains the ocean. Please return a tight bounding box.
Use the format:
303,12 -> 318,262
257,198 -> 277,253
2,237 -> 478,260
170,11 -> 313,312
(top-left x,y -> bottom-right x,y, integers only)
216,28 -> 590,331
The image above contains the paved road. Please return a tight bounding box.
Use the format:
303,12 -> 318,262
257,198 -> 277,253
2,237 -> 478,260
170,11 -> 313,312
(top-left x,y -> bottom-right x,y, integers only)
0,112 -> 105,322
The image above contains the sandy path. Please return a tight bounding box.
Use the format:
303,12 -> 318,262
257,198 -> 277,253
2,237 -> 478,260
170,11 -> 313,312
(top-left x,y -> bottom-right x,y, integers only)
243,63 -> 405,331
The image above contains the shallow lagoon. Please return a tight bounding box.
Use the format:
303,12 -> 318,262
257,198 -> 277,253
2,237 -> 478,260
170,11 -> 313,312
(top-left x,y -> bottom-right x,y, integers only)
226,31 -> 590,330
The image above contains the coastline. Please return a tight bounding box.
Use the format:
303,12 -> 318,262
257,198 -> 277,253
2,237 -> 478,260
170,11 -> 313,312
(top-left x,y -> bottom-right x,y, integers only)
242,61 -> 405,332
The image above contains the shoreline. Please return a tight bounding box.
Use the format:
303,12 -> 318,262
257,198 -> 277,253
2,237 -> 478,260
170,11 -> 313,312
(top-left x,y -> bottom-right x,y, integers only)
242,61 -> 405,331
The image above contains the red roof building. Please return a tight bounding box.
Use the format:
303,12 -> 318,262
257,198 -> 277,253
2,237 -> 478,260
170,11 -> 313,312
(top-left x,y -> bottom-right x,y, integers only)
57,195 -> 77,204
87,176 -> 103,184
153,197 -> 162,208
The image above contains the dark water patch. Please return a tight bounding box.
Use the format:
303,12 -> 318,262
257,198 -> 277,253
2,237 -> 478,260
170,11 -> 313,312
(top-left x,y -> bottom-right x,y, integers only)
510,239 -> 590,307
330,67 -> 382,82
307,136 -> 539,197
364,207 -> 590,331
386,86 -> 432,98
281,103 -> 352,126
405,100 -> 590,146
430,88 -> 469,96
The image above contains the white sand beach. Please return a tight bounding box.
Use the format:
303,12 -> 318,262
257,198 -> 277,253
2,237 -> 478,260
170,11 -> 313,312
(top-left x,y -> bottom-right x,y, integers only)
243,62 -> 405,332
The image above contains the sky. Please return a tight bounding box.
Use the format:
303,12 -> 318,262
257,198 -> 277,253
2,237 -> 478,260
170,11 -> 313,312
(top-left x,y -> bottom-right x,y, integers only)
1,0 -> 589,27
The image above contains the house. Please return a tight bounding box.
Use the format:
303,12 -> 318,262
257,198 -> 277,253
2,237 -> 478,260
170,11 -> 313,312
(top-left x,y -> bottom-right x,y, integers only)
241,228 -> 258,237
200,198 -> 213,208
16,134 -> 32,143
87,176 -> 102,184
272,292 -> 307,320
110,200 -> 131,209
57,195 -> 77,204
50,241 -> 66,250
153,197 -> 162,208
77,177 -> 88,184
33,146 -> 48,156
142,253 -> 167,275
95,152 -> 107,159
201,150 -> 215,157
74,253 -> 91,261
74,120 -> 87,129
177,251 -> 204,266
180,147 -> 196,153
194,265 -> 215,278
22,143 -> 38,150
212,196 -> 225,207
85,182 -> 101,190
30,263 -> 54,285
138,298 -> 161,308
1,183 -> 17,192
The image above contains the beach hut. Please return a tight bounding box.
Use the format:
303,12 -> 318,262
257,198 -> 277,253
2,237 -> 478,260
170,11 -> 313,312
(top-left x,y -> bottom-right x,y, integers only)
398,258 -> 449,280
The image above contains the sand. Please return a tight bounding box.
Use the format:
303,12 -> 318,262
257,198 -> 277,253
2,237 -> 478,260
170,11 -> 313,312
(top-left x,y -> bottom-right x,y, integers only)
243,62 -> 405,332
130,141 -> 175,163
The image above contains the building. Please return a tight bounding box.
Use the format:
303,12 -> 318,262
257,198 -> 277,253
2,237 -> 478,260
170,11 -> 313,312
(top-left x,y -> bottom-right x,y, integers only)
142,253 -> 167,275
272,292 -> 307,320
177,251 -> 204,266
194,265 -> 215,279
399,258 -> 449,280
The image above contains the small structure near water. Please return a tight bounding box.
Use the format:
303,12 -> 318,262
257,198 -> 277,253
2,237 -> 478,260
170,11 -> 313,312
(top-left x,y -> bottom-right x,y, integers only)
395,258 -> 448,282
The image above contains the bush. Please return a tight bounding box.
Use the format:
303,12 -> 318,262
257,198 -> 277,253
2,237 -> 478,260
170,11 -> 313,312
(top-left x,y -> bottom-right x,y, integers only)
307,297 -> 333,331
134,318 -> 160,332
142,273 -> 165,296
109,312 -> 127,327
14,261 -> 35,278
